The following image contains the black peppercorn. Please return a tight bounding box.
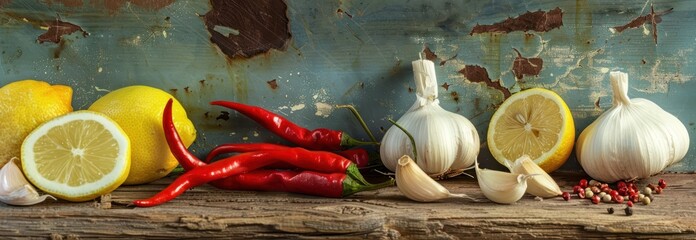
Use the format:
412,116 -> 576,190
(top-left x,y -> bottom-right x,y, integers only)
624,207 -> 633,216
607,207 -> 614,214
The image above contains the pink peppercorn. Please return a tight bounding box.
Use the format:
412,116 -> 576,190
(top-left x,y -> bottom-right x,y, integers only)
562,192 -> 570,201
658,179 -> 667,189
579,179 -> 588,188
591,195 -> 600,204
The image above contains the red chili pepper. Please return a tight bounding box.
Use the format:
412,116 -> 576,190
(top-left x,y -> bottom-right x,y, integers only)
210,101 -> 375,151
211,169 -> 393,198
136,99 -> 389,207
205,143 -> 371,168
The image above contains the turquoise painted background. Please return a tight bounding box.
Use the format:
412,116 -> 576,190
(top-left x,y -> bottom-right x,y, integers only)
1,0 -> 694,171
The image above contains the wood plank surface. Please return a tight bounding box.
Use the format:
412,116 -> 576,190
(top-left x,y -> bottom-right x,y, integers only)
1,173 -> 694,239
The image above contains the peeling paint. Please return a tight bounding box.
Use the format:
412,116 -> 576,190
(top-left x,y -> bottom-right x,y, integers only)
470,7 -> 563,35
314,102 -> 333,118
637,59 -> 694,93
441,82 -> 450,91
216,111 -> 230,121
611,6 -> 672,44
511,48 -> 543,80
203,0 -> 291,59
37,19 -> 88,44
267,79 -> 278,90
336,8 -> 353,18
290,104 -> 306,112
423,46 -> 438,62
459,65 -> 511,99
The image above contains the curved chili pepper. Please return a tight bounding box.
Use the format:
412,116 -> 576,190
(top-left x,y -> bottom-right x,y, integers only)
211,170 -> 393,198
205,143 -> 371,168
138,100 -> 384,207
210,101 -> 376,151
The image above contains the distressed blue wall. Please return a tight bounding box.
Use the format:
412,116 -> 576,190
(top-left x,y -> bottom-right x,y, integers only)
1,0 -> 694,171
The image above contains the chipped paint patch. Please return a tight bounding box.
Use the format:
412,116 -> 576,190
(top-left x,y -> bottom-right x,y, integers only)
637,59 -> 693,93
37,19 -> 88,44
314,102 -> 333,118
611,6 -> 673,44
459,65 -> 511,99
290,104 -> 305,112
512,48 -> 543,80
203,0 -> 291,59
470,7 -> 564,35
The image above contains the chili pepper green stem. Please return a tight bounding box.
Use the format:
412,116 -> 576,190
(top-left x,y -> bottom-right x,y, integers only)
346,164 -> 371,186
337,104 -> 378,144
342,176 -> 395,197
340,133 -> 379,147
388,119 -> 418,163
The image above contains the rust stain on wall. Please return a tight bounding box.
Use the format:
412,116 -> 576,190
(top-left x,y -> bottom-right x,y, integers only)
470,7 -> 563,35
612,6 -> 673,44
511,48 -> 543,80
423,46 -> 438,61
267,79 -> 278,90
203,0 -> 291,59
336,8 -> 353,18
37,19 -> 88,44
459,65 -> 511,99
441,82 -> 450,91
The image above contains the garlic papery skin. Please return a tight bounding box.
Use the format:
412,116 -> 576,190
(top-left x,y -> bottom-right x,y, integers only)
381,57 -> 480,176
476,161 -> 532,204
505,156 -> 561,198
396,155 -> 472,202
576,71 -> 690,183
0,158 -> 55,206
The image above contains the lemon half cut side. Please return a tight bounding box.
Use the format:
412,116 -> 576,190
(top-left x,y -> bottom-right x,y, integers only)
21,111 -> 131,202
487,88 -> 575,173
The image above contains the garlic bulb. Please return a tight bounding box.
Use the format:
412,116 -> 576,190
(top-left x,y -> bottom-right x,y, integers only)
577,71 -> 690,182
0,158 -> 55,206
476,160 -> 533,204
396,155 -> 473,202
381,57 -> 480,176
505,155 -> 561,198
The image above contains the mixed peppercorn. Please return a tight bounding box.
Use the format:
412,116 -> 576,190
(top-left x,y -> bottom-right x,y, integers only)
563,177 -> 667,216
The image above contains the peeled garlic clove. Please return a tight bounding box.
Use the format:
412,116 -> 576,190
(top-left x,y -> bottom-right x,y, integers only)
476,161 -> 532,204
0,158 -> 55,206
396,155 -> 472,202
505,156 -> 562,198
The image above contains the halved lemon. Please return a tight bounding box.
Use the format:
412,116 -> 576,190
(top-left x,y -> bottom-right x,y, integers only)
487,88 -> 574,173
21,111 -> 131,202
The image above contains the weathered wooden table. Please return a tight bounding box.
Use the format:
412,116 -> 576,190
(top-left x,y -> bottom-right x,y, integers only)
2,172 -> 694,239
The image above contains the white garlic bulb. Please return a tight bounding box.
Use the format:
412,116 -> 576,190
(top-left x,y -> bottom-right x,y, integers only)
395,155 -> 473,202
505,155 -> 561,198
380,57 -> 480,176
0,158 -> 55,206
475,160 -> 533,204
576,71 -> 690,182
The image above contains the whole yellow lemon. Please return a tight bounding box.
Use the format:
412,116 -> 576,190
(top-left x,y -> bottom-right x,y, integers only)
88,85 -> 196,185
0,80 -> 73,167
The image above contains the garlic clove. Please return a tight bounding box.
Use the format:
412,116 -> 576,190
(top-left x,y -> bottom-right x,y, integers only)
476,160 -> 533,204
0,158 -> 55,206
396,155 -> 473,202
505,156 -> 562,198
